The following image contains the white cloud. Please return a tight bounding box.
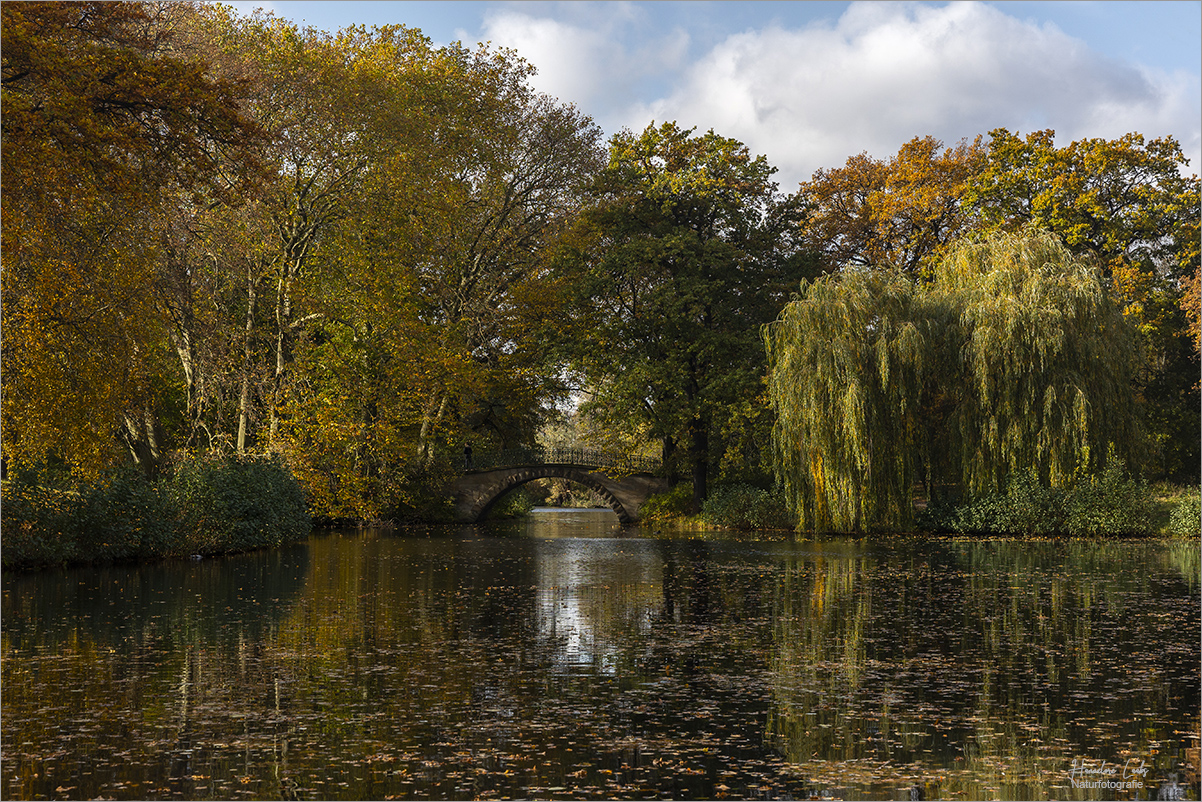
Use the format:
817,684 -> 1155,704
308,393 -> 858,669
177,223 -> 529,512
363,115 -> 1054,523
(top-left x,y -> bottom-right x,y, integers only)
477,4 -> 690,117
633,1 -> 1200,188
473,1 -> 1200,189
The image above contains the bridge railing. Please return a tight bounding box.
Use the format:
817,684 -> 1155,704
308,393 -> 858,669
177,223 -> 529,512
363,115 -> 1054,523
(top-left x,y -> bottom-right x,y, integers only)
467,446 -> 660,474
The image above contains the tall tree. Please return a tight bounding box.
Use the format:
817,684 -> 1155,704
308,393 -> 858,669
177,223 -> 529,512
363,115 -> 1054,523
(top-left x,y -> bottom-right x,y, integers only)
767,229 -> 1140,532
797,136 -> 985,278
965,129 -> 1198,281
402,61 -> 605,463
189,9 -> 392,451
1,1 -> 259,477
765,269 -> 927,532
257,30 -> 603,518
568,122 -> 812,511
933,229 -> 1141,497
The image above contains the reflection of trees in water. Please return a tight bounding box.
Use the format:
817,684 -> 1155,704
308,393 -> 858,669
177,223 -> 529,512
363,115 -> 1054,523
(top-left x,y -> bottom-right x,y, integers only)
2,543 -> 310,648
767,538 -> 1201,799
1,544 -> 311,800
3,532 -> 1196,800
769,542 -> 876,769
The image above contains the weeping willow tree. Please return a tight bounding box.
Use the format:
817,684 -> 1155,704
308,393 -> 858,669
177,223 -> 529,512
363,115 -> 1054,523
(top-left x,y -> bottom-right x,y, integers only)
766,228 -> 1140,533
765,269 -> 929,532
935,229 -> 1141,498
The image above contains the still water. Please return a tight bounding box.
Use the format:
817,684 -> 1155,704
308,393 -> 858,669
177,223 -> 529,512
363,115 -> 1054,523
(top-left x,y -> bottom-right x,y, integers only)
2,509 -> 1199,801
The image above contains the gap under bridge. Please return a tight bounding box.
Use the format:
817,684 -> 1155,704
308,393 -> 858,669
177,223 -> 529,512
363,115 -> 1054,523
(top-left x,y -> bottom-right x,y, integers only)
449,447 -> 668,524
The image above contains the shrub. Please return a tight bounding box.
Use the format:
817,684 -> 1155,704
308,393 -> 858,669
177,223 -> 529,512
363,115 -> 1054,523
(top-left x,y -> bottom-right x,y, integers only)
170,454 -> 311,553
945,458 -> 1156,537
953,471 -> 1066,536
377,460 -> 457,524
701,483 -> 795,530
1064,458 -> 1155,536
2,467 -> 180,567
1,479 -> 82,568
1166,488 -> 1201,538
915,499 -> 960,533
3,454 -> 312,570
639,484 -> 694,521
484,487 -> 536,520
73,467 -> 180,560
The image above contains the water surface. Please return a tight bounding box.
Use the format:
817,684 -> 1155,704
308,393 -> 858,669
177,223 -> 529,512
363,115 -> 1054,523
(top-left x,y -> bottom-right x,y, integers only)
3,510 -> 1198,800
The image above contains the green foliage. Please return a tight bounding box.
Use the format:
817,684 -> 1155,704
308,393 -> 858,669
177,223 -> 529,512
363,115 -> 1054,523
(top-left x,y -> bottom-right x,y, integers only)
377,461 -> 458,525
701,484 -> 795,530
567,121 -> 814,511
5,0 -> 1193,534
247,16 -> 604,516
964,128 -> 1201,484
171,454 -> 311,553
2,455 -> 311,570
524,478 -> 607,509
639,484 -> 695,522
1063,457 -> 1155,537
766,269 -> 928,532
940,458 -> 1155,537
965,129 -> 1198,282
73,468 -> 180,560
485,487 -> 537,520
767,228 -> 1141,533
1,481 -> 85,568
1,468 -> 179,567
951,472 -> 1068,536
1166,488 -> 1201,539
934,228 -> 1141,496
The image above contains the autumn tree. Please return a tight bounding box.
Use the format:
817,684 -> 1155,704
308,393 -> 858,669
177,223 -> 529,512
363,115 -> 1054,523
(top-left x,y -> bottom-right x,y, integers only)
399,58 -> 605,464
767,229 -> 1140,532
567,122 -> 813,511
965,129 -> 1198,278
1184,267 -> 1202,360
219,24 -> 605,518
796,135 -> 985,278
176,8 -> 399,454
1,1 -> 260,477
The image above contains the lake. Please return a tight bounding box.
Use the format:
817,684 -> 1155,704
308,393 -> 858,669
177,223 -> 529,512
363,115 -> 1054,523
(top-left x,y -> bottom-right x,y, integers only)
2,509 -> 1199,800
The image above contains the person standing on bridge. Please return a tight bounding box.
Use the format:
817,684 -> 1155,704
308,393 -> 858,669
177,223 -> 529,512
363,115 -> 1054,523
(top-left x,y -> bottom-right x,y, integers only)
464,443 -> 473,471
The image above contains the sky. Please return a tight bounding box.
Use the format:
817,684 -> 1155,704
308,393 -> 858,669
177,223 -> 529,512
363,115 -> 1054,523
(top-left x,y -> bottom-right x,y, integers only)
220,0 -> 1202,190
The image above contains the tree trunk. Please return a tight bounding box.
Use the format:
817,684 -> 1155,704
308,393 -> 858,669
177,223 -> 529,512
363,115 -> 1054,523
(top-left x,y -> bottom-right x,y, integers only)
689,417 -> 708,514
268,265 -> 294,447
236,264 -> 259,454
121,399 -> 165,478
417,393 -> 449,464
662,435 -> 679,485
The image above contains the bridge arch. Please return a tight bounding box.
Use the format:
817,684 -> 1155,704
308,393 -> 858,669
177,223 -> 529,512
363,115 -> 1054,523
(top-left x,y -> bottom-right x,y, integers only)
467,466 -> 635,523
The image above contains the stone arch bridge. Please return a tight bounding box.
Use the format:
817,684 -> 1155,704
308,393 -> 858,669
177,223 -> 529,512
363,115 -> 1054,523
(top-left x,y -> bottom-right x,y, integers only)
448,448 -> 668,524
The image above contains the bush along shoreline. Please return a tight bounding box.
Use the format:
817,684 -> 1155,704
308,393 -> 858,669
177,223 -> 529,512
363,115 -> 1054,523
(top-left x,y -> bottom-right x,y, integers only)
3,455 -> 1196,573
918,459 -> 1199,539
1,454 -> 311,572
640,460 -> 1200,539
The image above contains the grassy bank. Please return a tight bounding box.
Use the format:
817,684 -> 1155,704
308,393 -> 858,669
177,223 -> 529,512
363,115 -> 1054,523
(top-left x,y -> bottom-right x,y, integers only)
641,474 -> 1201,538
1,454 -> 311,572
